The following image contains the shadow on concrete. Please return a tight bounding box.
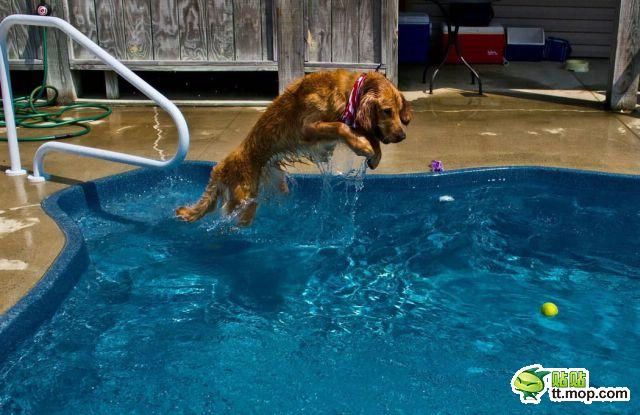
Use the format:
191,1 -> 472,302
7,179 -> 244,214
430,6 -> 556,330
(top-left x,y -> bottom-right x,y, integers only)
488,89 -> 606,111
0,165 -> 84,186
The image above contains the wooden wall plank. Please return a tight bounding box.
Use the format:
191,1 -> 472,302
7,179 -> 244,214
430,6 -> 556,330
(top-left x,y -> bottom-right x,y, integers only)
331,0 -> 358,62
151,0 -> 180,60
373,0 -> 382,62
305,0 -> 331,62
383,0 -> 398,84
206,0 -> 234,61
0,2 -> 10,20
261,0 -> 274,60
124,0 -> 153,60
178,0 -> 208,60
234,0 -> 263,60
67,0 -> 98,60
104,71 -> 120,98
606,0 -> 639,111
28,0 -> 43,59
276,0 -> 304,92
8,0 -> 28,60
0,2 -> 11,21
95,0 -> 126,59
0,1 -> 17,60
358,0 -> 381,63
271,0 -> 278,58
9,0 -> 40,60
46,0 -> 77,103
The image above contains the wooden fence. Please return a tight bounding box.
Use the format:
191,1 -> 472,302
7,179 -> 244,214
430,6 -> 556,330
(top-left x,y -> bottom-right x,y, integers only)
2,0 -> 398,99
67,0 -> 275,64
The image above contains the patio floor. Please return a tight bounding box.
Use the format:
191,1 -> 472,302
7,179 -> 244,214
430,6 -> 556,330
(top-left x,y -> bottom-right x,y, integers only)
1,60 -> 639,313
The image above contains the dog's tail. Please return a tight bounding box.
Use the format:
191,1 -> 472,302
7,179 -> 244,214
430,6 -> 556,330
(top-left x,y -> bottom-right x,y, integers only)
176,167 -> 220,222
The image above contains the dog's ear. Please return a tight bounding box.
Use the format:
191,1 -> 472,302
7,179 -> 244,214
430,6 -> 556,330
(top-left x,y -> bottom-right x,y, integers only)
400,93 -> 412,125
355,92 -> 378,133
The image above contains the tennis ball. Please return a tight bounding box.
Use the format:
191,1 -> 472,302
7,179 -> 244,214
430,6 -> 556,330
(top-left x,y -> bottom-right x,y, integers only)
541,302 -> 558,317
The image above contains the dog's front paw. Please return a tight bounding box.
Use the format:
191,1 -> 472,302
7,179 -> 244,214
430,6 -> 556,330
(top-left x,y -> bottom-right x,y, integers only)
353,136 -> 376,158
367,151 -> 381,169
366,137 -> 382,169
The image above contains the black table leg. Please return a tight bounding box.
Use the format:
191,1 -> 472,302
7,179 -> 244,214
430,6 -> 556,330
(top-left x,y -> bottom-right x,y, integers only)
427,27 -> 483,95
426,34 -> 454,94
454,32 -> 483,95
421,0 -> 484,96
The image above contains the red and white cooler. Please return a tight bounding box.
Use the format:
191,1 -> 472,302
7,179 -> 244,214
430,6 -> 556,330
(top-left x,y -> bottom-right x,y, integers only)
442,25 -> 505,64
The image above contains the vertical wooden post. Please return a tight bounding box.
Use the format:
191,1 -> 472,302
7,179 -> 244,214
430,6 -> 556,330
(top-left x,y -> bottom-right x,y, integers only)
104,71 -> 120,99
276,0 -> 304,94
45,0 -> 77,104
383,0 -> 399,86
606,0 -> 639,112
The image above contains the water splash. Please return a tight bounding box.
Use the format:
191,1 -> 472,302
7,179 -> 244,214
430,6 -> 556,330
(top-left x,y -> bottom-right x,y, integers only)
313,144 -> 368,246
204,197 -> 257,234
201,144 -> 368,243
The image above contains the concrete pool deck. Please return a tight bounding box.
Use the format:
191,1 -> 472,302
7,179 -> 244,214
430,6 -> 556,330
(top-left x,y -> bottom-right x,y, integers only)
1,61 -> 639,314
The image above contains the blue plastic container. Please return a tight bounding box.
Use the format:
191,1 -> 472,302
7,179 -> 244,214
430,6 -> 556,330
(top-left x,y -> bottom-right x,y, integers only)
544,37 -> 572,62
505,27 -> 545,61
399,13 -> 430,64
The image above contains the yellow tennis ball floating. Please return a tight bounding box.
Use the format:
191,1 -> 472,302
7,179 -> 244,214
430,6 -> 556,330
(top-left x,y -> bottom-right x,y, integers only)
541,302 -> 558,317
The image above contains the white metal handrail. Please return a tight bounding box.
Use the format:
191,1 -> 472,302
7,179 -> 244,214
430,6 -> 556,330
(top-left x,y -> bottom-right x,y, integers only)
0,14 -> 189,182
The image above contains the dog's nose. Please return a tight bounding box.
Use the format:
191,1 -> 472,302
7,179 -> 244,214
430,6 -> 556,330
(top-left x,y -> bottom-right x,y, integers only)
395,131 -> 406,142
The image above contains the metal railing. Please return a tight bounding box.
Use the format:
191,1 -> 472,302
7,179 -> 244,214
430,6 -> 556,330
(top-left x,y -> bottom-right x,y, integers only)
1,14 -> 189,182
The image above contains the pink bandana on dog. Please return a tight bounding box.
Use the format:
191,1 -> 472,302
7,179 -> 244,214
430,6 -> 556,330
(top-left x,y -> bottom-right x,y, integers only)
341,73 -> 366,128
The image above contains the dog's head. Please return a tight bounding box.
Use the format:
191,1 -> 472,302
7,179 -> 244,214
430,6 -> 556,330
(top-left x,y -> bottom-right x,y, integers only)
355,72 -> 412,144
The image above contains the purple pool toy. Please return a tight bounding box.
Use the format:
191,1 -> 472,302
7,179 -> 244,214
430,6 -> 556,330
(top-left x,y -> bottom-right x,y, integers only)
430,160 -> 444,172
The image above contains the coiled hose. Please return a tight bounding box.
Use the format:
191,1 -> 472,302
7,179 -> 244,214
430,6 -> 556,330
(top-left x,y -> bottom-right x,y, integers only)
0,27 -> 111,142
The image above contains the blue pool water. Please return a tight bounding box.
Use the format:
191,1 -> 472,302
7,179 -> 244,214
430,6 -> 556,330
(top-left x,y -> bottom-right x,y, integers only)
1,163 -> 639,414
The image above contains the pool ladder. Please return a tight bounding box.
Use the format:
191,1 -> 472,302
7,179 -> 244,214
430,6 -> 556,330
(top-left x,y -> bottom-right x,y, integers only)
1,14 -> 190,182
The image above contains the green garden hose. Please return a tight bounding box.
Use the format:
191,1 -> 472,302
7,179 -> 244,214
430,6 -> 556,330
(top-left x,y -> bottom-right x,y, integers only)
0,27 -> 111,142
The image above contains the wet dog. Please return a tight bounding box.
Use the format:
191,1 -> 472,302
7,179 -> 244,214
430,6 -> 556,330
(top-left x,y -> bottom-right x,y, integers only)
176,70 -> 412,226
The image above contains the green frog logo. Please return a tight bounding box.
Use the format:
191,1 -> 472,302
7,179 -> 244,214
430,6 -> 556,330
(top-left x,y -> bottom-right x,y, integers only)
511,364 -> 550,404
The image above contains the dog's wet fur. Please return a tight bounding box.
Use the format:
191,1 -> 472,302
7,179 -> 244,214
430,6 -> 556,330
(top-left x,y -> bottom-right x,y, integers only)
176,70 -> 412,226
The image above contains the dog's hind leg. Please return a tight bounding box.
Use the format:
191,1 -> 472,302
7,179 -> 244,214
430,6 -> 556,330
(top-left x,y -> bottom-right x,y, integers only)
237,200 -> 258,226
176,168 -> 220,222
223,184 -> 259,226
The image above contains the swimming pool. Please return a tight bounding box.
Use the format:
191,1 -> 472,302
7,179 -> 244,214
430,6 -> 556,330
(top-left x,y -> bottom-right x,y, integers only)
0,162 -> 638,414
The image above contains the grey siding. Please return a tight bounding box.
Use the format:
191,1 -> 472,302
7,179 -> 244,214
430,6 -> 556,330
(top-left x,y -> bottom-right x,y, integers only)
405,0 -> 617,58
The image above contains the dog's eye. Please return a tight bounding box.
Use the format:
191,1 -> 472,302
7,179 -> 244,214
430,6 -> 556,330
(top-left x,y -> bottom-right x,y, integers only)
383,108 -> 392,116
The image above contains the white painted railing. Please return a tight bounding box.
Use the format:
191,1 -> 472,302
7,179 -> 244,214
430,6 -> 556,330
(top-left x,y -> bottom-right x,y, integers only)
0,15 -> 189,182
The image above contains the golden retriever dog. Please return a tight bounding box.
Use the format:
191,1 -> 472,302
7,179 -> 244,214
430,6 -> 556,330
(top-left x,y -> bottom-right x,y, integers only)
176,69 -> 412,226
